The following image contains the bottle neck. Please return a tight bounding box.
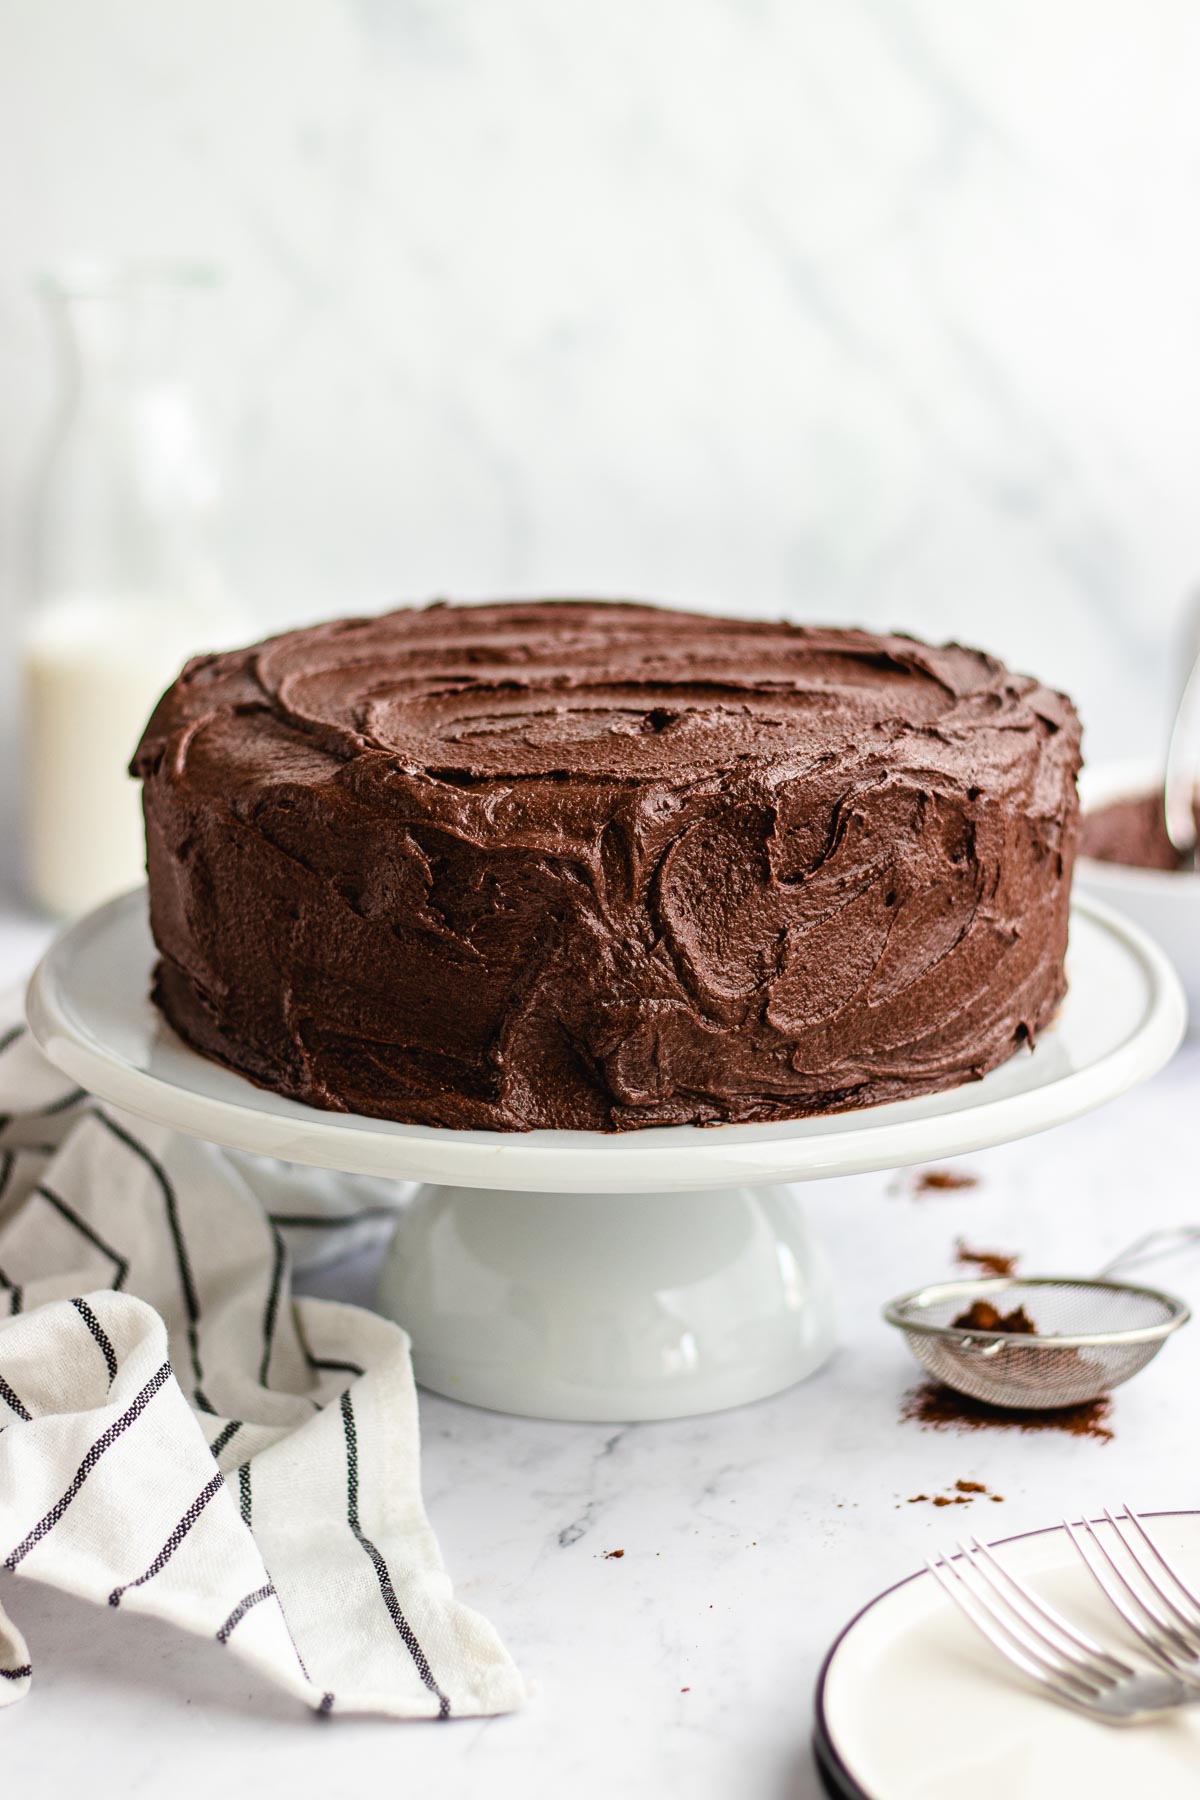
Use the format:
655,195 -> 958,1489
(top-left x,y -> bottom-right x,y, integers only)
46,285 -> 189,414
28,270 -> 227,621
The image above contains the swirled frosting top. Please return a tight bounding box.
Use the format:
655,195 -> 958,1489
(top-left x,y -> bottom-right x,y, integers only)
139,599 -> 1076,799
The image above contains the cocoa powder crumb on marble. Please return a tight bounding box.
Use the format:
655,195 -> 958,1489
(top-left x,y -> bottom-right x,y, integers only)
909,1476 -> 1003,1507
901,1380 -> 1114,1442
915,1170 -> 979,1193
954,1239 -> 1019,1278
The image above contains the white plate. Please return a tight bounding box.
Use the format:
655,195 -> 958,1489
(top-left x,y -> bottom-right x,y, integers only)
25,887 -> 1186,1194
814,1513 -> 1200,1800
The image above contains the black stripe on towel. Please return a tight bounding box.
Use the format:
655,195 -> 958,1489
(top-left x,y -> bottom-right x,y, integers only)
290,1310 -> 337,1411
109,1471 -> 224,1607
0,1374 -> 31,1422
237,1462 -> 252,1528
209,1419 -> 242,1461
70,1298 -> 118,1383
27,1087 -> 87,1119
215,1583 -> 276,1644
4,1361 -> 171,1570
91,1114 -> 215,1412
0,1664 -> 32,1681
259,1223 -> 287,1388
0,1271 -> 22,1316
338,1390 -> 450,1717
267,1206 -> 395,1231
0,1025 -> 26,1056
37,1184 -> 130,1291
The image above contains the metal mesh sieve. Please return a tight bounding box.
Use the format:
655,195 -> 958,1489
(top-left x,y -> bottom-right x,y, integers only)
884,1276 -> 1190,1409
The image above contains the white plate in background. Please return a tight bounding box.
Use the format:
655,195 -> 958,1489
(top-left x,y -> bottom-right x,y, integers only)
1077,757 -> 1200,1030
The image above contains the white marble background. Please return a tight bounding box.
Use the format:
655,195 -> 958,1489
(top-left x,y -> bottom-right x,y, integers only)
3,1 -> 1200,762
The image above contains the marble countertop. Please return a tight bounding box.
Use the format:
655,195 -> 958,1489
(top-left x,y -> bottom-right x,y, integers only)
1,901 -> 1198,1800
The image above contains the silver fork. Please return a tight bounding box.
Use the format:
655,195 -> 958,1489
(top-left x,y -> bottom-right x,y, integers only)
1064,1505 -> 1200,1687
927,1534 -> 1196,1723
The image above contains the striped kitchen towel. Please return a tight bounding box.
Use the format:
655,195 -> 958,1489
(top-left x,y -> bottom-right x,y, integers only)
0,999 -> 526,1718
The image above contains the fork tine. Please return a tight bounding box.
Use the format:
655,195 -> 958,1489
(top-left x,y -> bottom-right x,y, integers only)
1104,1509 -> 1200,1644
1064,1518 -> 1200,1681
1118,1505 -> 1200,1629
926,1553 -> 1106,1705
1082,1514 -> 1196,1651
961,1536 -> 1132,1680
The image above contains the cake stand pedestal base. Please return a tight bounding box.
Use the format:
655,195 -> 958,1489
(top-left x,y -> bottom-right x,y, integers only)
376,1182 -> 836,1421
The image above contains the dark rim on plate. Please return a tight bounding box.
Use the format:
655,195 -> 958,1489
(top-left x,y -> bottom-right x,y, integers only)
810,1509 -> 1200,1800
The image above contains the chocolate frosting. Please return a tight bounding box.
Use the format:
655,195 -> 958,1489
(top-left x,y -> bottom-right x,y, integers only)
1081,790 -> 1198,872
133,601 -> 1082,1131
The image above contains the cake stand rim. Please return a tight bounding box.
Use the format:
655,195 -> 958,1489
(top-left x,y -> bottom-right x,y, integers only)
24,886 -> 1186,1193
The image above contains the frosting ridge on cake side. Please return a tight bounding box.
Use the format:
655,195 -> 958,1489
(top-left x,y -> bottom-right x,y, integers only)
133,601 -> 1082,1131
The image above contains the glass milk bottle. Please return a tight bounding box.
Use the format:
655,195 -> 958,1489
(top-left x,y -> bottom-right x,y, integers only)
22,260 -> 244,916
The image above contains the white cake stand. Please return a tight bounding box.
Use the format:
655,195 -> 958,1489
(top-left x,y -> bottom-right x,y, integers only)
26,888 -> 1186,1423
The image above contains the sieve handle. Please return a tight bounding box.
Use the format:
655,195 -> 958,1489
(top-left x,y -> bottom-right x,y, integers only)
1095,1226 -> 1200,1277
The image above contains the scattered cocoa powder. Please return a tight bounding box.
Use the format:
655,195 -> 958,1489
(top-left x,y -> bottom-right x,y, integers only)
916,1170 -> 979,1194
900,1380 -> 1113,1442
907,1478 -> 1003,1506
951,1298 -> 1037,1334
603,1548 -> 625,1559
954,1239 -> 1019,1278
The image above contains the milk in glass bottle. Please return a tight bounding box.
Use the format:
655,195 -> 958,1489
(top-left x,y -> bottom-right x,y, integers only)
23,260 -> 244,915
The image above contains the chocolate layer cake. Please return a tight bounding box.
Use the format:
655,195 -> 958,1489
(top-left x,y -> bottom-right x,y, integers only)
133,601 -> 1082,1132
